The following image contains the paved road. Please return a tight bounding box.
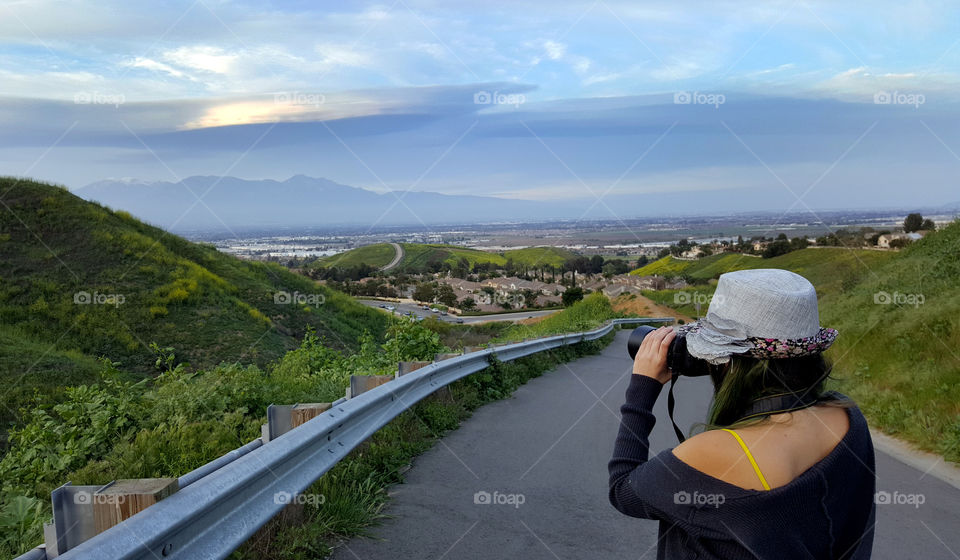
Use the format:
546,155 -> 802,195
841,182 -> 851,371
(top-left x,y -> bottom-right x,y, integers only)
330,329 -> 960,559
356,299 -> 558,325
381,243 -> 404,271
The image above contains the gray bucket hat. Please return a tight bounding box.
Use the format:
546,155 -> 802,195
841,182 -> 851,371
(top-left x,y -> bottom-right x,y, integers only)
676,268 -> 838,365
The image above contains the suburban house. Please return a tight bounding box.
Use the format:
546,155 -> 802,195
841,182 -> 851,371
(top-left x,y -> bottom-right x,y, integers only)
679,246 -> 704,259
877,232 -> 924,248
479,277 -> 561,295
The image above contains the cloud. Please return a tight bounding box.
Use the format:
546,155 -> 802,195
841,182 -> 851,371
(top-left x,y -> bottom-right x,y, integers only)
163,45 -> 239,74
811,66 -> 958,101
543,40 -> 566,61
125,57 -> 191,80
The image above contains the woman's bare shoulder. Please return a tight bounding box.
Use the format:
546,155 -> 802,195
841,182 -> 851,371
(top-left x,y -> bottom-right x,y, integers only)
670,430 -> 746,481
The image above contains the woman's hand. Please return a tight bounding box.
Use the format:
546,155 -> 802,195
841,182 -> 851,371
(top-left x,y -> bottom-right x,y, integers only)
632,326 -> 676,384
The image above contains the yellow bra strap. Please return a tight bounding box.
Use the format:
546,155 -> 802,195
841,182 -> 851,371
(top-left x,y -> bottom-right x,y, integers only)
720,428 -> 771,490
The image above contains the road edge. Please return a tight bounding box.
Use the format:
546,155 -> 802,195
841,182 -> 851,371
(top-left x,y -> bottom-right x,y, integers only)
870,427 -> 960,491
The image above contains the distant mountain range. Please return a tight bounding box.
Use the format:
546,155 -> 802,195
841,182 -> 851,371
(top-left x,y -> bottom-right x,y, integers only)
76,175 -> 960,234
76,175 -> 583,232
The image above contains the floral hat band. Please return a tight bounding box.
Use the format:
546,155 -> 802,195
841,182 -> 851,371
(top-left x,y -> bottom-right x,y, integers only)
746,328 -> 838,359
677,321 -> 838,363
673,269 -> 839,365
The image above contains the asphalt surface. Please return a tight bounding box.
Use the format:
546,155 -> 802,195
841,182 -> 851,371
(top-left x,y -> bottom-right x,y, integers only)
330,329 -> 960,559
356,299 -> 558,324
381,243 -> 404,271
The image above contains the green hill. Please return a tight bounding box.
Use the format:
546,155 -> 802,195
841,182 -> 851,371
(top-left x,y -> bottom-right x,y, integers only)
0,178 -> 389,430
316,243 -> 577,273
319,243 -> 397,269
632,249 -> 894,294
503,246 -> 577,268
819,222 -> 960,460
397,243 -> 505,271
630,254 -> 703,277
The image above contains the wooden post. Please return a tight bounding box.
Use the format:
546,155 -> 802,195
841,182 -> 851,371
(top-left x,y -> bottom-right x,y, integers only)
349,374 -> 394,397
398,361 -> 431,377
291,403 -> 332,428
92,478 -> 178,534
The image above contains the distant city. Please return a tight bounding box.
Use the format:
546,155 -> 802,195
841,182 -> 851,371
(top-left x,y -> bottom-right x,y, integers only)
206,209 -> 956,261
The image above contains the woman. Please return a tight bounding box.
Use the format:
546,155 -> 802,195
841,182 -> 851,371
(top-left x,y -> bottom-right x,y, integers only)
608,269 -> 875,559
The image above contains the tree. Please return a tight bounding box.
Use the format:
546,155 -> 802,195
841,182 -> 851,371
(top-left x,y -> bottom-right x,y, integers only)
904,213 -> 924,233
562,286 -> 584,307
452,257 -> 470,279
921,218 -> 936,231
459,297 -> 477,311
763,239 -> 792,259
412,282 -> 436,303
520,289 -> 539,308
436,283 -> 458,307
789,236 -> 810,251
589,255 -> 605,274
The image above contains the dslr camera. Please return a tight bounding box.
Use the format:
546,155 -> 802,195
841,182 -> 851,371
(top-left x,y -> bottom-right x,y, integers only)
627,325 -> 713,378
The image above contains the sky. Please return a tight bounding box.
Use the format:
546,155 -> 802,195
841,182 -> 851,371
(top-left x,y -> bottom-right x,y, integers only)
1,0 -> 959,215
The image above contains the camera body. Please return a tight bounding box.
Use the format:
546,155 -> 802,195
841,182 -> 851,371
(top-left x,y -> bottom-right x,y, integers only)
627,325 -> 714,377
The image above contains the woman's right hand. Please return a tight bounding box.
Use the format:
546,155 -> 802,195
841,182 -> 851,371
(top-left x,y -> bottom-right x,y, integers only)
632,326 -> 675,384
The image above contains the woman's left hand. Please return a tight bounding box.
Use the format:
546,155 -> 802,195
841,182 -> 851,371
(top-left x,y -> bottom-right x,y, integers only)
632,326 -> 676,384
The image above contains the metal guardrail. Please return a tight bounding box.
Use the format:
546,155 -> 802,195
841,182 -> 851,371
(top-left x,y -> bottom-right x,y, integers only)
21,317 -> 671,560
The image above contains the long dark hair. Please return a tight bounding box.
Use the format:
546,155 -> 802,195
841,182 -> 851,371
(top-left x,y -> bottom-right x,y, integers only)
706,353 -> 850,429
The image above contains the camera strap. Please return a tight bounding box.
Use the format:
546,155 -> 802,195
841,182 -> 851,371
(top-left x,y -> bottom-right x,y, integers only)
666,378 -> 836,443
667,374 -> 686,442
736,391 -> 824,422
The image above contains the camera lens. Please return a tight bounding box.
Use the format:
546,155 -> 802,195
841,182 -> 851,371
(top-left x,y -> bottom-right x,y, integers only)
627,325 -> 657,360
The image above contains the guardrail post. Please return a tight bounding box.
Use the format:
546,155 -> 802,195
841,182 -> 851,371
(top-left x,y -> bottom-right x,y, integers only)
349,374 -> 394,397
291,403 -> 332,428
398,361 -> 431,377
93,479 -> 178,534
44,478 -> 177,557
47,483 -> 103,556
266,403 -> 334,441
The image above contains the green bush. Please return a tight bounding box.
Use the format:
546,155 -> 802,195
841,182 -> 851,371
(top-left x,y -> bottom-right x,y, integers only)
500,292 -> 619,342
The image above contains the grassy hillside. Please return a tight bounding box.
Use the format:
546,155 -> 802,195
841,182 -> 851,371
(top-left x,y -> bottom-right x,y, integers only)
0,178 -> 389,430
632,249 -> 894,294
630,254 -> 704,277
319,243 -> 397,269
398,243 -> 505,271
317,243 -> 577,273
498,292 -> 621,341
503,246 -> 577,267
819,222 -> 960,460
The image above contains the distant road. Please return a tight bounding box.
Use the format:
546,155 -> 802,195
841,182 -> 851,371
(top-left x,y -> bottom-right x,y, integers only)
356,299 -> 557,324
330,328 -> 960,560
381,242 -> 404,271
